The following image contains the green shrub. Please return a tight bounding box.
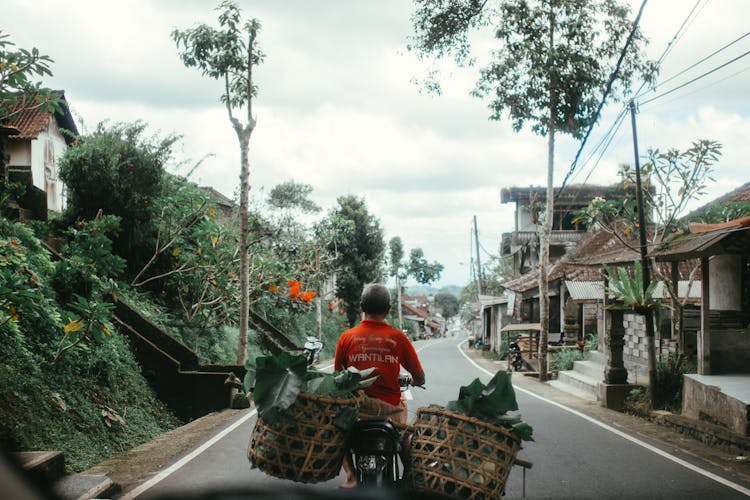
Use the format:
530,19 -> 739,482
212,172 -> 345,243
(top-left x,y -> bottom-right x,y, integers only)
553,348 -> 585,371
653,352 -> 694,411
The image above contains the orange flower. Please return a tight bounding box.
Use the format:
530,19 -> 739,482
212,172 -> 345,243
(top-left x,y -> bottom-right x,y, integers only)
287,280 -> 301,299
268,285 -> 278,292
299,291 -> 316,304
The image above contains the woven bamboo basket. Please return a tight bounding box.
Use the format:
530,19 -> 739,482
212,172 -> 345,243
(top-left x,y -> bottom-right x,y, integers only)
247,392 -> 357,483
408,406 -> 521,499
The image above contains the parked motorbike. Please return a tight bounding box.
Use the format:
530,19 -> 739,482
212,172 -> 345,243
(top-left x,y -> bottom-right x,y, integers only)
347,374 -> 415,488
302,336 -> 323,366
508,341 -> 524,371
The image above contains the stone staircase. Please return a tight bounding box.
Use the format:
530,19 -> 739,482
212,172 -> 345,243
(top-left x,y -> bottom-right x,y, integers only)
548,350 -> 607,401
12,451 -> 116,500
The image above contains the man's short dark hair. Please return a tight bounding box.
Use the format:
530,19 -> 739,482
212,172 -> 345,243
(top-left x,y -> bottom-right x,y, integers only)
360,283 -> 391,315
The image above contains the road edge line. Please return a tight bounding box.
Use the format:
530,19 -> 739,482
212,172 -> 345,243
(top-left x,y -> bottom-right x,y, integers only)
456,341 -> 750,497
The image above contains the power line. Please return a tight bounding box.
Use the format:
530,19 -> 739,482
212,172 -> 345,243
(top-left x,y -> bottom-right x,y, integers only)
556,0 -> 649,198
641,65 -> 750,112
656,1 -> 704,66
579,107 -> 630,186
633,0 -> 704,99
566,105 -> 629,186
640,49 -> 750,106
652,31 -> 750,93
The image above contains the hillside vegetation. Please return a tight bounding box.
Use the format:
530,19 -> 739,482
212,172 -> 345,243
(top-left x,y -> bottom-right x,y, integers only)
0,122 -> 359,471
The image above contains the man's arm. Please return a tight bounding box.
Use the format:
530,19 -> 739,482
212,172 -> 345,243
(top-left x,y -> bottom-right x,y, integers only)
334,334 -> 347,372
410,368 -> 426,387
400,335 -> 425,386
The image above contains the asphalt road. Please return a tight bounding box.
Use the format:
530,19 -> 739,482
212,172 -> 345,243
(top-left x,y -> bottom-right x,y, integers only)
129,333 -> 750,499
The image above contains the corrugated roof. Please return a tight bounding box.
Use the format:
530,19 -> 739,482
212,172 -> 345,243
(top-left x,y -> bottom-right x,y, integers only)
565,280 -> 604,300
479,294 -> 509,306
565,280 -> 701,300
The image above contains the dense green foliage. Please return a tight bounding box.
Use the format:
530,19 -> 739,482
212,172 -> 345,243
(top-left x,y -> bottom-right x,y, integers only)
434,291 -> 459,319
0,219 -> 177,471
653,352 -> 695,412
58,122 -> 176,275
323,195 -> 386,327
684,200 -> 750,225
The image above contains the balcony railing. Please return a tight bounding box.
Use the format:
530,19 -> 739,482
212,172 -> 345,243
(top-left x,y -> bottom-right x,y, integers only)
502,230 -> 586,249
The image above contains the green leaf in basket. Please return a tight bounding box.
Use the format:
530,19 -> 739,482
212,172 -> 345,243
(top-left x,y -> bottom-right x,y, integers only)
446,378 -> 485,415
443,371 -> 534,441
476,371 -> 518,416
306,373 -> 337,395
252,352 -> 308,420
332,406 -> 359,431
511,421 -> 534,442
329,366 -> 380,396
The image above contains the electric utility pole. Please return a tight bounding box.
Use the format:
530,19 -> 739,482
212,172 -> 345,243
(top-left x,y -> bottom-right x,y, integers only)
473,215 -> 483,295
629,99 -> 657,406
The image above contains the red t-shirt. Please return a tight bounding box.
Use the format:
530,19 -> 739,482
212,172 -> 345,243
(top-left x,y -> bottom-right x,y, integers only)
334,320 -> 423,406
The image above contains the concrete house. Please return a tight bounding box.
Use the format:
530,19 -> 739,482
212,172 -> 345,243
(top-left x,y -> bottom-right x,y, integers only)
651,215 -> 750,436
3,91 -> 78,217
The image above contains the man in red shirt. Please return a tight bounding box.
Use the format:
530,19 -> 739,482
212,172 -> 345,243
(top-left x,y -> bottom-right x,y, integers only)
334,283 -> 425,488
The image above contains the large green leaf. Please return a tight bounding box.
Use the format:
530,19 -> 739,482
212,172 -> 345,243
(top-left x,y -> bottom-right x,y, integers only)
477,371 -> 518,416
251,352 -> 308,420
444,371 -> 533,441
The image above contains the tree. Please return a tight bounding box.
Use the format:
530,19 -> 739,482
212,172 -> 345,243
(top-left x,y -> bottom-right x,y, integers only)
59,121 -> 174,274
434,291 -> 460,319
267,180 -> 321,214
407,248 -> 444,285
325,195 -> 386,327
576,139 -> 722,356
173,1 -> 264,365
0,31 -> 62,185
388,236 -> 444,329
409,0 -> 656,380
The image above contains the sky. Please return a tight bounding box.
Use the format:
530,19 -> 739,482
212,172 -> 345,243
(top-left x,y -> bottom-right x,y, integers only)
4,0 -> 750,288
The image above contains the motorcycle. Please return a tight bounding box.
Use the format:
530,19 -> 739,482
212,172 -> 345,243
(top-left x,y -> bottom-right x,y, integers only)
508,341 -> 524,372
347,373 -> 415,488
302,336 -> 323,366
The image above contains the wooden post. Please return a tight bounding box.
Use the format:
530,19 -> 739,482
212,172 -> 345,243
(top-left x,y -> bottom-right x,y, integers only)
699,257 -> 711,374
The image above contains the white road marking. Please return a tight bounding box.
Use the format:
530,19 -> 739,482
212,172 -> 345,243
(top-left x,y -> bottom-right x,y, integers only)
124,340 -> 446,498
120,407 -> 259,500
456,341 -> 750,497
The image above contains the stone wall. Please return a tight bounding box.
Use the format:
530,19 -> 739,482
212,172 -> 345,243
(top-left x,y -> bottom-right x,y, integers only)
682,374 -> 750,436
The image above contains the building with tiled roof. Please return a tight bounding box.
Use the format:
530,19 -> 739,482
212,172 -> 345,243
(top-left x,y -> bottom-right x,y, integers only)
4,91 -> 78,214
500,183 -> 636,278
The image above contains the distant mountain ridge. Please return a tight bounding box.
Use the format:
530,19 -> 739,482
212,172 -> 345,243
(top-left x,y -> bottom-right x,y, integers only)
406,284 -> 462,297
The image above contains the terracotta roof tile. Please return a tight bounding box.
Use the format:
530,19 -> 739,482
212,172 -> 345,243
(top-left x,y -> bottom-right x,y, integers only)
7,106 -> 51,139
3,91 -> 78,143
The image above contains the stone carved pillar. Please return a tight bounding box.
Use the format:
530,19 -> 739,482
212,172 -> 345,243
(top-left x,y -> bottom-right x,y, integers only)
604,308 -> 628,384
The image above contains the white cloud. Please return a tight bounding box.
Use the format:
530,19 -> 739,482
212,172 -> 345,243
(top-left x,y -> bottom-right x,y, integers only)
4,0 -> 749,287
